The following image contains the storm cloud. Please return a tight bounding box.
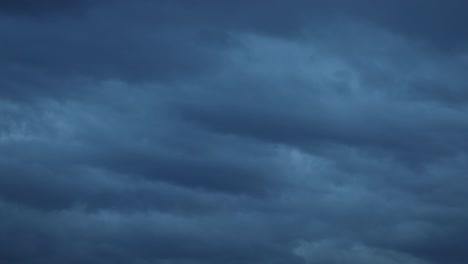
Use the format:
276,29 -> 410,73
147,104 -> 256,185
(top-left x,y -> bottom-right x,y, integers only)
1,1 -> 468,263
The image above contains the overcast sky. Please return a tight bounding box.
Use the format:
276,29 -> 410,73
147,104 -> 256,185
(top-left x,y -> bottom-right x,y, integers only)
1,1 -> 468,263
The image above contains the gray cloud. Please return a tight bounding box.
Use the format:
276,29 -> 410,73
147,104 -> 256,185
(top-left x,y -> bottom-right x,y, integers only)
1,1 -> 468,264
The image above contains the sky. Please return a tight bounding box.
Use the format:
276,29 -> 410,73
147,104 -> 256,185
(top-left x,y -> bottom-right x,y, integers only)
1,0 -> 468,263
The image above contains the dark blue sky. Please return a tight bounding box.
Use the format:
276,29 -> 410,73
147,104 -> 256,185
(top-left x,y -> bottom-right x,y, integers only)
1,1 -> 468,263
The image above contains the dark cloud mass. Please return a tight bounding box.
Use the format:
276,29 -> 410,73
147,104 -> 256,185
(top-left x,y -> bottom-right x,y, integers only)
1,1 -> 468,263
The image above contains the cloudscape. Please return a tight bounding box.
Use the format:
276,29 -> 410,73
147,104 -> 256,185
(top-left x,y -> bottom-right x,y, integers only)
1,1 -> 468,263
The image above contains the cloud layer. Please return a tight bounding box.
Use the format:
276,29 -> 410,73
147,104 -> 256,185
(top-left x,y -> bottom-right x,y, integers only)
1,1 -> 468,263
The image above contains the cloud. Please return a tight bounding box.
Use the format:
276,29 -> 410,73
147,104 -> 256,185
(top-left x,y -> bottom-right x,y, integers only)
0,0 -> 92,16
294,239 -> 428,264
1,1 -> 468,264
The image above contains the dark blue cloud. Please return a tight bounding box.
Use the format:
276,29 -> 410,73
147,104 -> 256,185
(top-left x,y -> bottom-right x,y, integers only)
1,1 -> 468,264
